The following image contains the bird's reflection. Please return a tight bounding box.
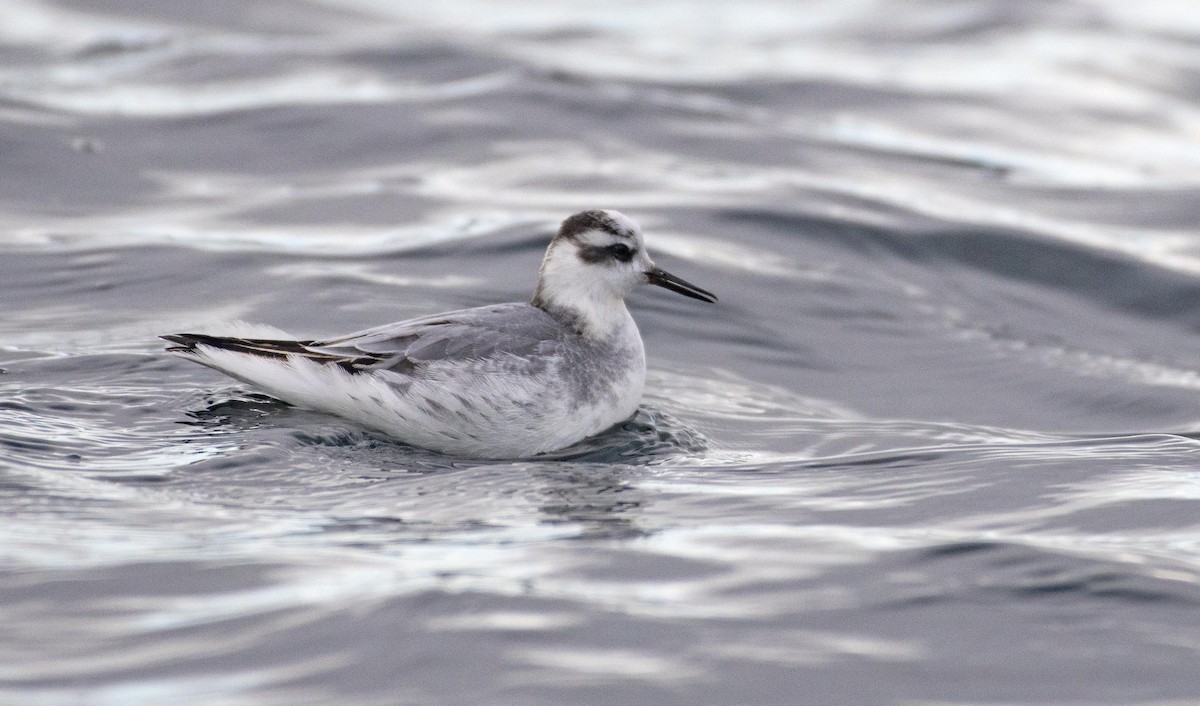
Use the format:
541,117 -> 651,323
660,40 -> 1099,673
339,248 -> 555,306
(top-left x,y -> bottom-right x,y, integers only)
521,407 -> 708,539
177,398 -> 706,541
530,463 -> 648,539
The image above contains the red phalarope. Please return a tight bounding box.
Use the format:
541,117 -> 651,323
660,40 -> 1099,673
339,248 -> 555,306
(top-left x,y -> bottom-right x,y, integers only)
163,210 -> 717,458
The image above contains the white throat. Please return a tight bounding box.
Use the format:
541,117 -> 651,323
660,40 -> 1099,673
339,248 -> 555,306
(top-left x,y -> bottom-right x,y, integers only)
535,242 -> 634,339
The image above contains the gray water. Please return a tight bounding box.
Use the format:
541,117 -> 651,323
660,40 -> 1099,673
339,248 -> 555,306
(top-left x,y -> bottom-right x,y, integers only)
4,1 -> 1200,704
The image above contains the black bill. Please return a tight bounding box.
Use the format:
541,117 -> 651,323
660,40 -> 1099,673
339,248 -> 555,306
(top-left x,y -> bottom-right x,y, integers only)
646,267 -> 718,303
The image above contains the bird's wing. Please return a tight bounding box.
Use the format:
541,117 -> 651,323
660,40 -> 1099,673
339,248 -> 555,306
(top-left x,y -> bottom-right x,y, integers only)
163,303 -> 564,376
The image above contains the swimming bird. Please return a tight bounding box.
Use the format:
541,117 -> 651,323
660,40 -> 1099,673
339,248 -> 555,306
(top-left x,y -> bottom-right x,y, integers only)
163,209 -> 717,458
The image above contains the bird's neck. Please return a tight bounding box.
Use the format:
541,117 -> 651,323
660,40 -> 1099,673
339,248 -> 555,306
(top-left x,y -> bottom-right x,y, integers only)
532,249 -> 632,340
533,284 -> 632,340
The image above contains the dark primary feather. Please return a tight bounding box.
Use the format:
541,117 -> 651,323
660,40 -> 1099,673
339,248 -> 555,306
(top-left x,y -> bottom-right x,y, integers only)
161,332 -> 372,371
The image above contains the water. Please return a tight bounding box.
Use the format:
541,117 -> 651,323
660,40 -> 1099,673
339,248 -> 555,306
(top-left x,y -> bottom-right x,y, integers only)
3,1 -> 1200,703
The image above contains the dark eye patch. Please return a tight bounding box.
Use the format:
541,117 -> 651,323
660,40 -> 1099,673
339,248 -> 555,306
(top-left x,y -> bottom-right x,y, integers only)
608,243 -> 634,262
576,242 -> 637,264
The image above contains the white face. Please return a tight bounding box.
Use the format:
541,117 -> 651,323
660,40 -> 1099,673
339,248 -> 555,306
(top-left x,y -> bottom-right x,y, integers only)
534,209 -> 716,327
537,210 -> 653,304
567,217 -> 656,297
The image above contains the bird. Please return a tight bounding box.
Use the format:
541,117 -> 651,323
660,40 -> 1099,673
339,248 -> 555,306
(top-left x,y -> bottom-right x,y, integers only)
163,209 -> 717,458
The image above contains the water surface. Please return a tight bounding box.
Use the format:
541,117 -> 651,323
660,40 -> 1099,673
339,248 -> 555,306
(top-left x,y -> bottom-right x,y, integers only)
3,1 -> 1200,704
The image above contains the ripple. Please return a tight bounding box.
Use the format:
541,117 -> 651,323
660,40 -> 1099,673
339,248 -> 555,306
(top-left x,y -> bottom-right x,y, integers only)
4,0 -> 1200,702
910,540 -> 1200,606
3,69 -> 517,117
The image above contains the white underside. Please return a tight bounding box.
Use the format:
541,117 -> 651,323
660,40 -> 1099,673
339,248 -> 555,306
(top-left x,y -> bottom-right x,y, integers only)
178,331 -> 646,459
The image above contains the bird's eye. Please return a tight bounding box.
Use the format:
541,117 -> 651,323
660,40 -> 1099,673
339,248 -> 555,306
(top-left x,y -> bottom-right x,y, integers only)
608,243 -> 634,262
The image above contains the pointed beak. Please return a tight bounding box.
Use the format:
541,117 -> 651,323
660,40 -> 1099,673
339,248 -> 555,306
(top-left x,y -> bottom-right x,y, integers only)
646,266 -> 718,303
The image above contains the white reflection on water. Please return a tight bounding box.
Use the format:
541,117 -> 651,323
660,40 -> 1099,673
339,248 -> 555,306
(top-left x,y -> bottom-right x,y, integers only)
0,0 -> 166,47
267,262 -> 482,290
4,70 -> 517,118
1070,467 -> 1200,502
701,629 -> 925,666
511,647 -> 702,684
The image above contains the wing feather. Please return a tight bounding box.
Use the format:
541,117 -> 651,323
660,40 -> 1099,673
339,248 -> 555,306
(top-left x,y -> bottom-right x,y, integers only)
165,303 -> 566,379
